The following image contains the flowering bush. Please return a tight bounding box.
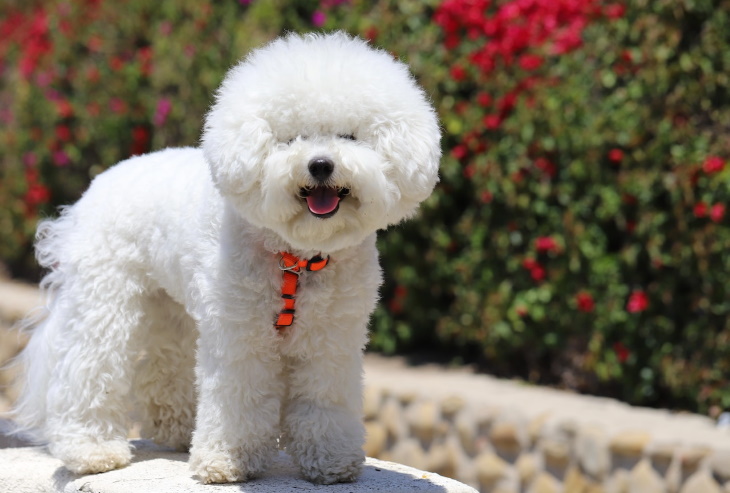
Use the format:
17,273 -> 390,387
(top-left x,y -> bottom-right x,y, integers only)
367,0 -> 730,412
2,0 -> 730,412
0,0 -> 341,275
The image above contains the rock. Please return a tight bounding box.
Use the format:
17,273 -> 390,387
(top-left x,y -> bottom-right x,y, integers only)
680,470 -> 722,493
390,438 -> 428,471
528,413 -> 552,444
364,421 -> 387,458
381,396 -> 408,441
679,446 -> 711,477
541,437 -> 572,478
363,386 -> 383,420
0,440 -> 481,493
428,443 -> 455,478
606,468 -> 629,493
610,431 -> 652,458
407,400 -> 441,446
527,472 -> 562,493
647,442 -> 678,476
709,450 -> 730,482
490,413 -> 528,462
565,466 -> 590,493
516,453 -> 542,487
627,459 -> 665,493
576,425 -> 611,480
474,451 -> 510,488
455,408 -> 478,456
441,395 -> 466,420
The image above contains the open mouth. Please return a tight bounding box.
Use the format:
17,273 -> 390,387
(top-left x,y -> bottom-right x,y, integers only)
298,186 -> 350,219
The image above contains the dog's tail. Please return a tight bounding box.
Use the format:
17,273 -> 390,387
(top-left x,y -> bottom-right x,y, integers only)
7,213 -> 74,442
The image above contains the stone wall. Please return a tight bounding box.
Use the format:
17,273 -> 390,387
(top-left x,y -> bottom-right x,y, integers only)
361,363 -> 730,493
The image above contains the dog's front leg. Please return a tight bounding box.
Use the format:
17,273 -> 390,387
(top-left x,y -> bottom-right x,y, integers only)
281,352 -> 366,484
188,319 -> 284,484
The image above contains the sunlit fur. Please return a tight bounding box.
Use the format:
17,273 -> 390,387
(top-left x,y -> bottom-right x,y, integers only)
12,32 -> 440,484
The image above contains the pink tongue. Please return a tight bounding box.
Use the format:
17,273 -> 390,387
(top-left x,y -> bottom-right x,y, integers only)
306,187 -> 340,215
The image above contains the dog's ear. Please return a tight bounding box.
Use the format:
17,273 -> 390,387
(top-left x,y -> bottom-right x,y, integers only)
374,106 -> 442,223
202,70 -> 275,196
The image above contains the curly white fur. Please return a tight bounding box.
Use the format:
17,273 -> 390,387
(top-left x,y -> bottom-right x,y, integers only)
12,32 -> 440,485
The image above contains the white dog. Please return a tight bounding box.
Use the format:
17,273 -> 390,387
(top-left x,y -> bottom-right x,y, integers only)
12,32 -> 440,484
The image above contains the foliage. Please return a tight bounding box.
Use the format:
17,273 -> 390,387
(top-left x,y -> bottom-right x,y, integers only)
2,0 -> 730,412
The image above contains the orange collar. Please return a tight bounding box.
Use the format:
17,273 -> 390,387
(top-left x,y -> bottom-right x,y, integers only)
275,251 -> 329,330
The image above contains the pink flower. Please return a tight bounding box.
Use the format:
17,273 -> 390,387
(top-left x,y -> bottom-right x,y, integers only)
311,10 -> 326,26
703,156 -> 725,174
711,203 -> 725,223
153,98 -> 172,126
52,150 -> 70,166
535,236 -> 558,253
627,291 -> 649,313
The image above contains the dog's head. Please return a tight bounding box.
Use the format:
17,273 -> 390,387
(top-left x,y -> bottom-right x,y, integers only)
203,32 -> 441,253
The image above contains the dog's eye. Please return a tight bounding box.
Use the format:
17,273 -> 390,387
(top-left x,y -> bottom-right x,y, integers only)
286,135 -> 308,145
338,134 -> 356,141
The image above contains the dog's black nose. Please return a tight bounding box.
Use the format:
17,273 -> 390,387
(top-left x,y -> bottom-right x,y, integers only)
308,157 -> 334,182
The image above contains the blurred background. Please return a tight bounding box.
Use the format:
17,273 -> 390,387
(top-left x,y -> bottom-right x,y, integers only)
1,0 -> 729,416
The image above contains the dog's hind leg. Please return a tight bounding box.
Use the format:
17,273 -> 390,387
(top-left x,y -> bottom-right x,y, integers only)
134,291 -> 197,450
37,269 -> 150,474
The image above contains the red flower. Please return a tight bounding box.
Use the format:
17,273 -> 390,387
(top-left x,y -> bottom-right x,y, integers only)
130,126 -> 150,156
612,341 -> 630,363
518,54 -> 543,71
694,201 -> 708,218
483,114 -> 501,130
605,3 -> 626,19
626,291 -> 649,313
703,156 -> 725,174
477,92 -> 492,107
522,257 -> 537,270
450,64 -> 467,81
451,145 -> 468,161
711,203 -> 725,223
530,264 -> 546,282
608,148 -> 624,163
516,306 -> 528,317
575,292 -> 595,312
55,125 -> 71,141
535,157 -> 557,178
535,236 -> 558,253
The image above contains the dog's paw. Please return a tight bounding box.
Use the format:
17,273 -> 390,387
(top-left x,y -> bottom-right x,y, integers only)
52,439 -> 132,475
189,446 -> 271,484
296,446 -> 365,484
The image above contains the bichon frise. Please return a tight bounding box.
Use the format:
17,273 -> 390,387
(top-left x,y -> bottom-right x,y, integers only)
12,32 -> 440,484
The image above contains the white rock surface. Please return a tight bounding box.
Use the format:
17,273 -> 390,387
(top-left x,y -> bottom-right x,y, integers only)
0,439 -> 478,493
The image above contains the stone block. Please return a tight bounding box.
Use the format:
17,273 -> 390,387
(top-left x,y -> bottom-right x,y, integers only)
364,421 -> 387,458
441,395 -> 466,420
527,472 -> 563,493
710,450 -> 730,482
576,425 -> 611,480
407,399 -> 441,446
363,385 -> 383,421
474,451 -> 510,488
627,459 -> 665,493
680,470 -> 722,493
